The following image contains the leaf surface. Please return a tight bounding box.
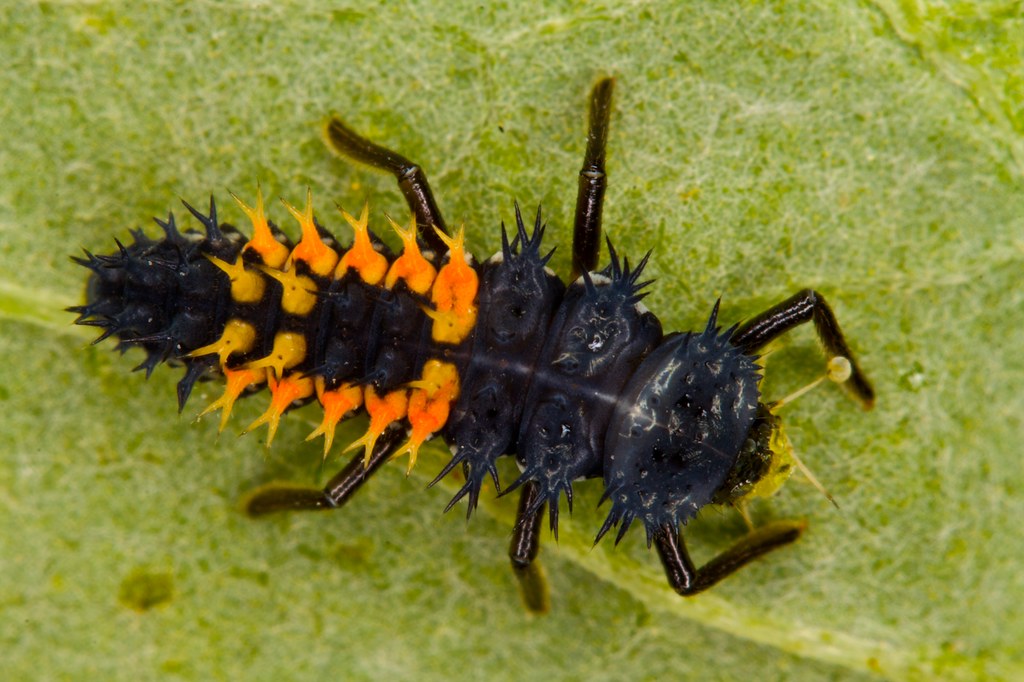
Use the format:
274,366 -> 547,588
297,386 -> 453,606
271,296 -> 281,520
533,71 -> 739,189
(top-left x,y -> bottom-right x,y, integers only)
2,2 -> 1022,680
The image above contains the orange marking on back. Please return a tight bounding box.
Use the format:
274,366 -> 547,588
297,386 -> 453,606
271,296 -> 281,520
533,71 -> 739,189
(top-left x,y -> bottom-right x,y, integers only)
282,188 -> 339,277
343,387 -> 409,467
335,203 -> 388,285
392,361 -> 460,474
233,187 -> 290,269
306,378 -> 364,458
429,225 -> 478,344
384,215 -> 437,295
244,373 -> 315,447
197,366 -> 266,432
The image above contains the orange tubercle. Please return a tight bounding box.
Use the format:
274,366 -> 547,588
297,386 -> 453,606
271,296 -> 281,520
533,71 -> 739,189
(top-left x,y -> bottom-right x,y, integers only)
393,361 -> 460,474
282,188 -> 339,277
429,225 -> 478,344
344,386 -> 409,467
197,366 -> 267,432
306,379 -> 364,458
234,186 -> 290,269
335,203 -> 388,285
384,215 -> 437,295
244,373 -> 315,447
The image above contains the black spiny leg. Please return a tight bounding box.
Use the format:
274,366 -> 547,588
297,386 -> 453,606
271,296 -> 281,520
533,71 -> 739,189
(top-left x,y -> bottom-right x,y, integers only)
732,289 -> 875,408
654,521 -> 805,596
324,117 -> 449,256
245,427 -> 404,516
571,77 -> 615,279
509,481 -> 550,614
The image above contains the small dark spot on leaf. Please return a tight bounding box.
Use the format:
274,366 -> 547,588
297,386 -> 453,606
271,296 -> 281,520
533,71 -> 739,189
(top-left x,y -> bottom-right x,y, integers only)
333,539 -> 374,568
118,566 -> 174,612
228,566 -> 270,586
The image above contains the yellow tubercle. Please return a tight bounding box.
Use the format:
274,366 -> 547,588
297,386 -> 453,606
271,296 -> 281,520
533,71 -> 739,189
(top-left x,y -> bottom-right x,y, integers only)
335,202 -> 388,285
233,187 -> 290,269
306,378 -> 364,458
384,215 -> 437,295
246,332 -> 307,378
258,266 -> 318,317
282,188 -> 339,277
392,361 -> 460,475
343,387 -> 409,467
243,373 -> 315,447
197,366 -> 267,432
186,319 -> 257,365
206,254 -> 266,304
429,224 -> 478,344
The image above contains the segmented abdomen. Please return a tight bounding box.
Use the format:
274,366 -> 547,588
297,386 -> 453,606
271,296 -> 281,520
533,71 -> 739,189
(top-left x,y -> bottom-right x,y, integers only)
74,189 -> 477,471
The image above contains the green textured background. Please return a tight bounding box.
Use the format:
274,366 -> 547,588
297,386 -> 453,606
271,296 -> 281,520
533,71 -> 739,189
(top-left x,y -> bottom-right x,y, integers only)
2,2 -> 1022,680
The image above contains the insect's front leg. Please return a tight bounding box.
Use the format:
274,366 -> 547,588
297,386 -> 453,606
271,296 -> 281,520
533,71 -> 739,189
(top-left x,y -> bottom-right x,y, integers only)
654,521 -> 805,596
732,289 -> 875,408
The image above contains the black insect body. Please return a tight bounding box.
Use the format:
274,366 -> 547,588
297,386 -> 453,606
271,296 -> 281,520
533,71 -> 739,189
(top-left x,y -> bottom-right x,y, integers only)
71,78 -> 875,612
598,308 -> 762,546
507,254 -> 663,535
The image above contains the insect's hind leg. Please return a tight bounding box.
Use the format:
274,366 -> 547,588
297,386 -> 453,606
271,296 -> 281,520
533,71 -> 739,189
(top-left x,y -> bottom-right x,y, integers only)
324,116 -> 449,256
509,481 -> 551,613
654,521 -> 805,595
731,289 -> 875,408
245,426 -> 404,516
571,77 -> 615,279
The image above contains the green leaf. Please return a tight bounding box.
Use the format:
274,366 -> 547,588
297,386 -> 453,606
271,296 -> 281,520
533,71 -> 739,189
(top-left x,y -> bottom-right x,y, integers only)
3,2 -> 1022,680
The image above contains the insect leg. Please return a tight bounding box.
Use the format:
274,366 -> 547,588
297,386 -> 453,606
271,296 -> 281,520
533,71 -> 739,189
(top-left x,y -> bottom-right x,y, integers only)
509,481 -> 551,613
324,117 -> 449,255
245,426 -> 404,516
654,521 -> 804,596
571,77 -> 615,279
731,289 -> 875,408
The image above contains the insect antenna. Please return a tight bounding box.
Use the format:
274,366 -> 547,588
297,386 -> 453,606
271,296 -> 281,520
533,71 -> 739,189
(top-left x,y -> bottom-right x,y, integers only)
768,356 -> 853,508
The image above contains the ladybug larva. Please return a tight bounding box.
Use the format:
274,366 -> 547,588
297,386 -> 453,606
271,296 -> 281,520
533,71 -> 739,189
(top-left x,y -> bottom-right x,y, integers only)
70,78 -> 874,613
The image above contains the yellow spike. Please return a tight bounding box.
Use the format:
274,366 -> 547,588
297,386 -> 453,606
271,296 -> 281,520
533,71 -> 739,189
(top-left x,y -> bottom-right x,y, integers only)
197,367 -> 266,432
335,202 -> 388,285
243,374 -> 314,447
281,188 -> 338,277
390,438 -> 425,477
234,186 -> 290,269
431,223 -> 466,259
246,332 -> 307,378
257,265 -> 318,317
186,319 -> 257,365
384,215 -> 437,294
205,254 -> 266,304
343,387 -> 408,467
306,379 -> 364,458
